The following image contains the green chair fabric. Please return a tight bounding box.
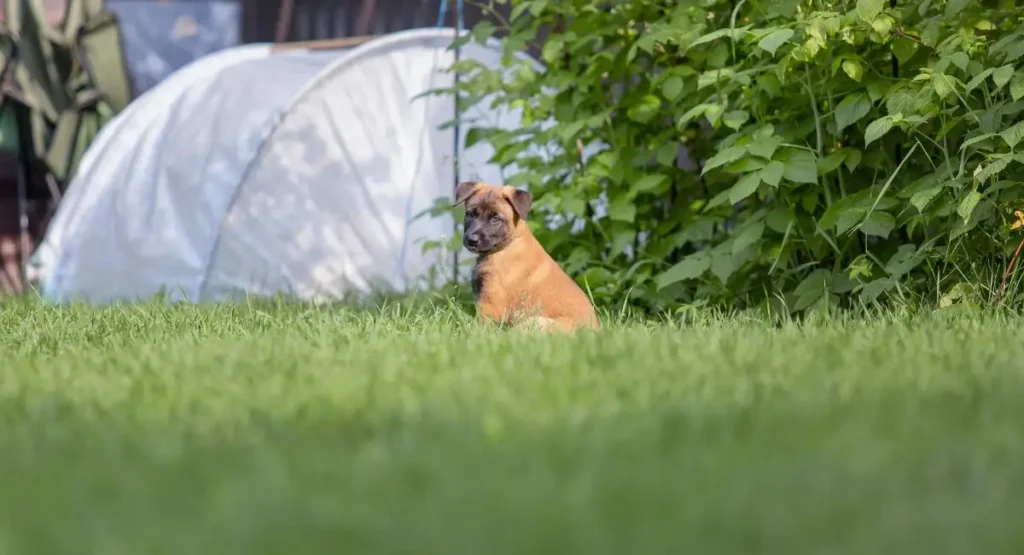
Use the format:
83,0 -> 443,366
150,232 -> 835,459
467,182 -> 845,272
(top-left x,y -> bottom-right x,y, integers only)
0,0 -> 132,182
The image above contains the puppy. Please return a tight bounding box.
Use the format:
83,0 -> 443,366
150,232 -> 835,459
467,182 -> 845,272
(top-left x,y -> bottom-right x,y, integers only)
452,181 -> 599,332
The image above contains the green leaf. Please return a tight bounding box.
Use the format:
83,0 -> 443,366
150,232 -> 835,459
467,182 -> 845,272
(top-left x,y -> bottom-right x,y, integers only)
608,228 -> 637,260
757,29 -> 794,56
661,75 -> 685,102
856,0 -> 888,22
555,121 -> 586,142
855,0 -> 885,22
957,191 -> 983,223
655,143 -> 678,166
655,253 -> 711,289
471,20 -> 496,44
920,21 -> 940,47
837,209 -> 866,235
450,31 -> 474,51
885,89 -> 917,115
703,104 -> 725,126
860,211 -> 895,238
607,201 -> 637,223
817,151 -> 847,174
966,68 -> 994,92
753,124 -> 775,140
775,55 -> 791,81
706,188 -> 732,210
885,244 -> 923,279
842,59 -> 864,82
729,173 -> 762,204
725,157 -> 766,173
1000,121 -> 1024,149
831,271 -> 858,294
864,115 -> 896,145
939,282 -> 973,307
760,160 -> 785,186
860,278 -> 897,303
778,149 -> 818,184
688,27 -> 749,49
945,0 -> 969,17
631,174 -> 669,196
697,68 -> 750,90
626,95 -> 662,124
932,73 -> 954,99
1012,72 -> 1024,101
844,149 -> 863,171
890,38 -> 918,64
910,186 -> 943,212
949,52 -> 969,72
998,40 -> 1024,65
509,2 -> 531,21
732,222 -> 765,255
835,93 -> 872,132
793,269 -> 831,312
801,192 -> 819,213
560,197 -> 587,217
993,65 -> 1015,90
722,110 -> 750,130
702,145 -> 747,174
711,250 -> 739,283
747,135 -> 783,159
677,104 -> 708,127
871,17 -> 892,36
540,39 -> 564,64
758,73 -> 783,97
960,132 -> 997,150
766,207 -> 794,232
465,127 -> 488,149
974,154 -> 1012,184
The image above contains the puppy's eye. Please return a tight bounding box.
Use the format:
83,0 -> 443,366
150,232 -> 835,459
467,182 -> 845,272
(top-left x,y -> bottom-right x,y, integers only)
489,215 -> 502,225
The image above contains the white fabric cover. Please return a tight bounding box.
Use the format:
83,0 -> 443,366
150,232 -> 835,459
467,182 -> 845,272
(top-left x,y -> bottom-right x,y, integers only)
35,28 -> 543,303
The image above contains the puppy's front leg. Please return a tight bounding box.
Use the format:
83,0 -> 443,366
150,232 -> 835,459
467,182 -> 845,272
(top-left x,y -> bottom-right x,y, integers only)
476,294 -> 512,327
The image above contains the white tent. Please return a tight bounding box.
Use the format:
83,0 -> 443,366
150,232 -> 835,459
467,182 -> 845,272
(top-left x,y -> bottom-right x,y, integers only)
33,27 -> 545,304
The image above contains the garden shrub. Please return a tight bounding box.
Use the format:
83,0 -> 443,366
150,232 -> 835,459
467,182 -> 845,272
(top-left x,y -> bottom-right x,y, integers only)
443,0 -> 1024,314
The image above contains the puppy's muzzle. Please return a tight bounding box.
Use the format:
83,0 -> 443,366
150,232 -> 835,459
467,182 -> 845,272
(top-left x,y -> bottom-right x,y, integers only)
464,232 -> 481,252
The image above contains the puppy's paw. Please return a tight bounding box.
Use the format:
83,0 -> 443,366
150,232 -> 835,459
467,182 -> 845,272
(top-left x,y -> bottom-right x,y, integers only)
517,316 -> 557,333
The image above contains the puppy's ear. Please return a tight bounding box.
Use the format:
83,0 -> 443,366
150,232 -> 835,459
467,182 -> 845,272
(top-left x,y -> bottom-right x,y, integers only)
505,188 -> 532,220
453,181 -> 479,206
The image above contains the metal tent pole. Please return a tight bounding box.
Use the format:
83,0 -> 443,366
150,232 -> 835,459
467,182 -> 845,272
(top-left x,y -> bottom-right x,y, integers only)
449,0 -> 465,286
451,36 -> 460,284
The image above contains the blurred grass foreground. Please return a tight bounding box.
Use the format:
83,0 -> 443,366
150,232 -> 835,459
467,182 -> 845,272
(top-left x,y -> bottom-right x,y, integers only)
2,299 -> 1023,554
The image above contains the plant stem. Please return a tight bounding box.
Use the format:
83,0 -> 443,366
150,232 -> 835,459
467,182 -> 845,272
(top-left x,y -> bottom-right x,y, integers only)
995,234 -> 1024,305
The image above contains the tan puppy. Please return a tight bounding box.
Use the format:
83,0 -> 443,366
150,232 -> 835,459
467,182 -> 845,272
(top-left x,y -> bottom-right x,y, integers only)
453,181 -> 599,332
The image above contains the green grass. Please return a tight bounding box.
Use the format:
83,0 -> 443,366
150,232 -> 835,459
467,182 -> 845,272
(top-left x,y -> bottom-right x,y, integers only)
2,298 -> 1023,554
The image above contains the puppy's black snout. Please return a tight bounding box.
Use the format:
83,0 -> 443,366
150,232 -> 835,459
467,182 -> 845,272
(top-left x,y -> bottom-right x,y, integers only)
465,233 -> 481,247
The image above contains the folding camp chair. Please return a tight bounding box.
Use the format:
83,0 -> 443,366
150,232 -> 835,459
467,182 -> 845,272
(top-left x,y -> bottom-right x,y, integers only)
2,0 -> 132,183
0,17 -> 37,294
0,0 -> 132,293
46,0 -> 132,182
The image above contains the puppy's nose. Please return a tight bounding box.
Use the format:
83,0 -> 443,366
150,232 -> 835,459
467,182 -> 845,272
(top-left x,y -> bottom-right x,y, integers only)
466,233 -> 481,247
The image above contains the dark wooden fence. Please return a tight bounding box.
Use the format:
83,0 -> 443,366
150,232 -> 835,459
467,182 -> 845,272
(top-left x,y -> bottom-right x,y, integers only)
242,0 -> 511,44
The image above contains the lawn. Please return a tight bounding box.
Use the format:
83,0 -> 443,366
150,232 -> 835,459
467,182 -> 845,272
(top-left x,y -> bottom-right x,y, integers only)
1,298 -> 1023,554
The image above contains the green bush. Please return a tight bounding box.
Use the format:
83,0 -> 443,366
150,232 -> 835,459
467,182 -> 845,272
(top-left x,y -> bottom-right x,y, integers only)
445,0 -> 1024,315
